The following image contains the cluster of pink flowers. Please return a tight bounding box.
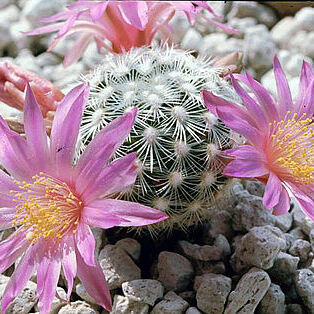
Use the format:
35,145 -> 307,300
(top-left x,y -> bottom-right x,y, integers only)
26,0 -> 239,66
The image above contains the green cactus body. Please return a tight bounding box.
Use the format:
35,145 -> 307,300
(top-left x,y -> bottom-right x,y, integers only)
79,46 -> 239,234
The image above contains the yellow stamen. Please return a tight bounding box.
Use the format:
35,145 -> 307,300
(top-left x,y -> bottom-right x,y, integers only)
270,112 -> 314,184
10,174 -> 83,243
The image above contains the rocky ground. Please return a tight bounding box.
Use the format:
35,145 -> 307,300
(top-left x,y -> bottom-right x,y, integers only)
0,1 -> 314,313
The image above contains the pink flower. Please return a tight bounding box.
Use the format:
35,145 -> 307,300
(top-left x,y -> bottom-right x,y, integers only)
26,1 -> 239,66
202,57 -> 314,221
0,83 -> 168,313
0,61 -> 64,116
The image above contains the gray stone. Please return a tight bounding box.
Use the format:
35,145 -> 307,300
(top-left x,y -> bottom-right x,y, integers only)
228,17 -> 257,37
295,269 -> 314,312
285,304 -> 304,314
0,0 -> 15,9
302,32 -> 314,58
158,251 -> 194,292
1,278 -> 37,314
227,2 -> 277,28
292,202 -> 306,228
310,229 -> 314,252
271,17 -> 300,47
268,252 -> 299,286
244,25 -> 277,72
289,240 -> 311,263
122,279 -> 164,306
116,238 -> 141,262
285,53 -> 313,77
295,7 -> 314,32
200,34 -> 228,56
208,210 -> 233,240
58,301 -> 99,314
289,228 -> 306,242
243,180 -> 264,197
22,0 -> 65,26
232,192 -> 291,232
178,240 -> 223,262
151,291 -> 189,314
0,5 -> 19,23
185,307 -> 202,314
257,283 -> 285,314
214,234 -> 231,258
225,268 -> 271,314
181,29 -> 203,51
194,274 -> 231,314
110,295 -> 149,314
301,216 -> 314,236
231,225 -> 286,272
99,245 -> 141,290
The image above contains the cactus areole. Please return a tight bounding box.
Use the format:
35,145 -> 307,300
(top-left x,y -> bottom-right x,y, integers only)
79,46 -> 239,234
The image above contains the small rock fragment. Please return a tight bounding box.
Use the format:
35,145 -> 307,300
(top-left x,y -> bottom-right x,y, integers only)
295,269 -> 314,312
99,245 -> 141,290
186,307 -> 202,314
225,268 -> 271,314
110,295 -> 149,314
194,274 -> 231,314
232,225 -> 286,271
178,240 -> 223,262
122,279 -> 163,306
158,251 -> 194,292
116,238 -> 141,262
257,283 -> 285,314
289,240 -> 311,263
151,291 -> 189,314
268,252 -> 299,286
58,301 -> 99,314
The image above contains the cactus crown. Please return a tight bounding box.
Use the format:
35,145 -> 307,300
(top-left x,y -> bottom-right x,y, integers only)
79,46 -> 239,234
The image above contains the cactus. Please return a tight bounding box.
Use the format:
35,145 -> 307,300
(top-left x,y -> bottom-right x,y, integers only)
79,46 -> 239,234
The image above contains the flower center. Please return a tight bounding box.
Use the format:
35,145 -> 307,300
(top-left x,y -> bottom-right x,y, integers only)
11,173 -> 83,242
270,111 -> 314,184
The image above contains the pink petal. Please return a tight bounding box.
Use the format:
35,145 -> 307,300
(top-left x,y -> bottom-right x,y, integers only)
230,74 -> 266,130
63,33 -> 91,67
24,84 -> 49,171
75,108 -> 137,191
82,207 -> 129,229
294,192 -> 314,221
272,187 -> 290,215
0,117 -> 34,180
201,15 -> 240,34
119,2 -> 149,30
25,22 -> 64,36
216,107 -> 261,147
62,237 -> 77,300
87,199 -> 169,227
75,224 -> 96,267
233,73 -> 279,122
263,172 -> 282,209
297,78 -> 314,117
1,247 -> 35,314
0,229 -> 28,274
223,159 -> 269,178
75,243 -> 112,312
50,83 -> 89,180
0,207 -> 16,231
0,169 -> 16,192
224,145 -> 265,160
273,56 -> 293,115
296,61 -> 314,109
37,255 -> 61,314
80,153 -> 137,203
